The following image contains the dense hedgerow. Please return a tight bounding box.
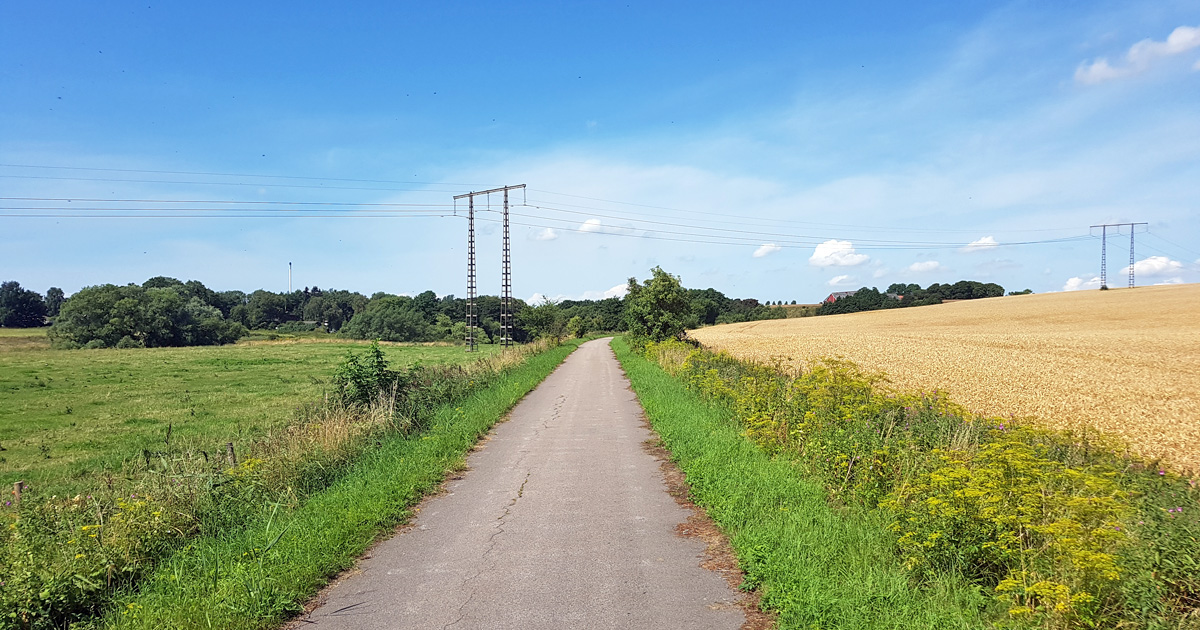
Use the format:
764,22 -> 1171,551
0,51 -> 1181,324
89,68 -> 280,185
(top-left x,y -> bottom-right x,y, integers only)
643,339 -> 1199,629
0,340 -> 557,629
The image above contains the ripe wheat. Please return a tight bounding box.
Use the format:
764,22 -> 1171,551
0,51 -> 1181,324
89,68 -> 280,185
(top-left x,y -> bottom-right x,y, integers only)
690,284 -> 1200,473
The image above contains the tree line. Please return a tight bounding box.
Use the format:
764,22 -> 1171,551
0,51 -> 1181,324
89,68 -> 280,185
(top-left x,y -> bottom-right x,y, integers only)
0,272 -> 784,348
816,280 -> 1008,316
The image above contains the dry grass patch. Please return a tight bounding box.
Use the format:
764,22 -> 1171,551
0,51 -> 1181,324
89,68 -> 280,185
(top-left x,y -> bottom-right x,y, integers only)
690,283 -> 1200,473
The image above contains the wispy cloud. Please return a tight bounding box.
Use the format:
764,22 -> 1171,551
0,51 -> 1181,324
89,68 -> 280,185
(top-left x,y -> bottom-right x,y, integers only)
534,227 -> 559,241
1076,25 -> 1200,84
753,243 -> 782,258
962,236 -> 999,252
908,260 -> 942,272
809,240 -> 869,267
827,274 -> 855,287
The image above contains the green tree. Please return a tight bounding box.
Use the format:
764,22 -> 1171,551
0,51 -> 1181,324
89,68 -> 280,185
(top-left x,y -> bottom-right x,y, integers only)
0,281 -> 48,327
624,267 -> 690,344
246,290 -> 288,329
517,299 -> 566,340
48,283 -> 245,348
340,296 -> 433,342
45,287 -> 65,317
566,315 -> 587,338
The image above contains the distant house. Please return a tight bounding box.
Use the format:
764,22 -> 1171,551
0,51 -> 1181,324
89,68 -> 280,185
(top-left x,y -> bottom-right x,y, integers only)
823,291 -> 856,304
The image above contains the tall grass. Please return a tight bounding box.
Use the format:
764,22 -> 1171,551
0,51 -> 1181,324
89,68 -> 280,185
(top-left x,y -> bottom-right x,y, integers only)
0,339 -> 574,629
95,338 -> 581,629
612,337 -> 990,629
631,338 -> 1200,629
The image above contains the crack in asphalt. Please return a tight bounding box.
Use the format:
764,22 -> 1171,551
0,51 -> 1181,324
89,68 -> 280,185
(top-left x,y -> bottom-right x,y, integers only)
443,394 -> 563,629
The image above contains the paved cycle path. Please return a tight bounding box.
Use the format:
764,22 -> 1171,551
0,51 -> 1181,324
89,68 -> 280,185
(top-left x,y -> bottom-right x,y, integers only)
297,338 -> 744,629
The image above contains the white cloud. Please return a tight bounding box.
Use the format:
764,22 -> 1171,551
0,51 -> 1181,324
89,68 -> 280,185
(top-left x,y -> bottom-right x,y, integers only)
1076,25 -> 1200,84
580,283 -> 629,300
579,218 -> 603,233
962,236 -> 999,252
1122,255 -> 1184,277
526,292 -> 569,304
827,274 -> 854,287
908,260 -> 942,272
534,227 -> 559,241
577,218 -> 634,235
753,243 -> 782,258
809,240 -> 869,267
872,267 -> 889,279
1154,277 -> 1185,285
1075,58 -> 1130,84
1063,276 -> 1103,291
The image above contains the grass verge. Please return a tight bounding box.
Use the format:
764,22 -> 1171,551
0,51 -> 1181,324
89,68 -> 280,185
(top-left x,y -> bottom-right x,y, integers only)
611,336 -> 990,629
76,338 -> 579,629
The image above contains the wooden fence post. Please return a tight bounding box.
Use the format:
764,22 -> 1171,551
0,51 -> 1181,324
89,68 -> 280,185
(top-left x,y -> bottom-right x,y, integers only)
225,442 -> 237,466
12,481 -> 24,506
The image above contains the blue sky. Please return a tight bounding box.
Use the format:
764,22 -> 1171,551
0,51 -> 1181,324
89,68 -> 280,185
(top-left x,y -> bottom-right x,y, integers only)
2,1 -> 1198,302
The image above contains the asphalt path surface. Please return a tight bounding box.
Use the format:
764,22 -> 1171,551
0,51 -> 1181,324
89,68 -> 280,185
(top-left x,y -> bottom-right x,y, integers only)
297,338 -> 744,629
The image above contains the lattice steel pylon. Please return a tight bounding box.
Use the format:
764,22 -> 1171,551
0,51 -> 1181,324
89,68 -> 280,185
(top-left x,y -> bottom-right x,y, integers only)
454,185 -> 526,352
1090,222 -> 1147,290
466,196 -> 477,351
500,188 -> 513,347
1129,229 -> 1136,289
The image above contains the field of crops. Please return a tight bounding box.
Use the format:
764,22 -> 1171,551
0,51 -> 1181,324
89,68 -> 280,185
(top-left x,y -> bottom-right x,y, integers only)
690,283 -> 1200,473
0,329 -> 497,495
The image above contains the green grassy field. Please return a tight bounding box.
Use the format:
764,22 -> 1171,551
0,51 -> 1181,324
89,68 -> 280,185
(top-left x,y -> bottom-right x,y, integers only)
0,328 -> 498,496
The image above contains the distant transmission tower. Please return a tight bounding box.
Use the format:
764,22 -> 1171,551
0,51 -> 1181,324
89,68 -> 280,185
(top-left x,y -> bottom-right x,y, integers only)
1090,222 -> 1147,289
454,184 -> 526,351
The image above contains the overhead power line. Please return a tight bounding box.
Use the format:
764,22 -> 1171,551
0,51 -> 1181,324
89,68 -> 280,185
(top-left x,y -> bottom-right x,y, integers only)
475,215 -> 1093,251
513,202 -> 1083,247
527,189 -> 1080,235
0,174 -> 464,194
0,213 -> 450,219
0,196 -> 455,207
0,163 -> 482,187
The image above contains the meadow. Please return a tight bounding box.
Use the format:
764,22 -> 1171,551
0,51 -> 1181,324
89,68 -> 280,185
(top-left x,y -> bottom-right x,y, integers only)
0,328 -> 499,496
691,283 -> 1200,473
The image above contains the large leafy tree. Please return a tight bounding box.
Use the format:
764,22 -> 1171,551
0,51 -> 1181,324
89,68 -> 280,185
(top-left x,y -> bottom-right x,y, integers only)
0,281 -> 48,327
49,283 -> 245,348
340,296 -> 433,342
623,267 -> 691,344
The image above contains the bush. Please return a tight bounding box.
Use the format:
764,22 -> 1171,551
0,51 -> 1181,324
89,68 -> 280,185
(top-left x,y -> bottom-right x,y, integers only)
566,315 -> 587,338
276,321 -> 319,333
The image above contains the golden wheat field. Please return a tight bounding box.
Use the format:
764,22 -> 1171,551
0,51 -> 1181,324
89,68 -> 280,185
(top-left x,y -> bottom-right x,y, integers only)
691,283 -> 1200,473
